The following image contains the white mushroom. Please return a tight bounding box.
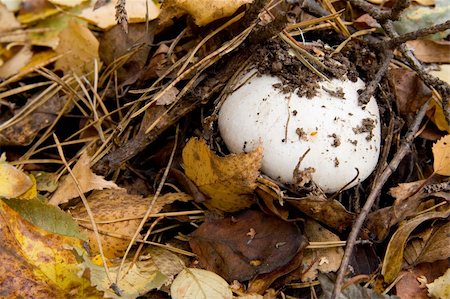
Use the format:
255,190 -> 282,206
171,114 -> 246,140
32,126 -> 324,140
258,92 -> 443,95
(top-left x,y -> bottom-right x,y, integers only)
218,70 -> 381,193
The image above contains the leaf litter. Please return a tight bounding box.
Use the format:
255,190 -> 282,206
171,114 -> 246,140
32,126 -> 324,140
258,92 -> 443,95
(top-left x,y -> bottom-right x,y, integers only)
0,0 -> 449,298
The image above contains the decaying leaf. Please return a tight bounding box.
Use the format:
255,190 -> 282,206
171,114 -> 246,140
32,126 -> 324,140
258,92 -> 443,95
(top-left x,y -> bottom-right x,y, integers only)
412,221 -> 450,265
0,92 -> 71,146
300,219 -> 344,282
48,0 -> 87,6
318,273 -> 400,299
189,210 -> 305,282
182,138 -> 262,212
0,45 -> 33,79
0,155 -> 33,198
50,152 -> 123,205
55,19 -> 99,76
79,0 -> 160,29
71,189 -> 192,258
171,268 -> 233,299
83,248 -> 168,299
432,134 -> 450,175
161,0 -> 252,26
406,40 -> 450,63
0,199 -> 100,297
381,209 -> 450,283
427,268 -> 450,299
286,196 -> 355,232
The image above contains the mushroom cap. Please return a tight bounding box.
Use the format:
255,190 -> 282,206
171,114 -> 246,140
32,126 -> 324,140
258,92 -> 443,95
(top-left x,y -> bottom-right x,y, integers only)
218,71 -> 381,192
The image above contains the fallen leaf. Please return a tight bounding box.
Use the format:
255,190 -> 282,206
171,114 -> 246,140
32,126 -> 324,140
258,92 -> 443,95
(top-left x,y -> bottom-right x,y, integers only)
0,0 -> 22,11
79,0 -> 160,29
27,13 -> 72,49
427,99 -> 450,133
426,268 -> 450,299
71,189 -> 192,258
300,219 -> 344,282
2,198 -> 85,239
182,138 -> 262,212
381,209 -> 450,283
388,68 -> 431,116
318,273 -> 399,299
396,261 -> 448,299
432,134 -> 450,175
413,0 -> 435,5
83,248 -> 168,299
0,155 -> 33,198
286,196 -> 355,232
161,0 -> 252,26
55,19 -> 99,76
189,210 -> 305,282
394,0 -> 450,40
0,92 -> 71,146
414,221 -> 450,264
430,65 -> 450,85
49,152 -> 123,205
171,268 -> 233,299
406,40 -> 450,63
0,45 -> 33,79
0,199 -> 100,297
48,0 -> 86,6
17,0 -> 59,24
0,3 -> 21,32
32,171 -> 59,192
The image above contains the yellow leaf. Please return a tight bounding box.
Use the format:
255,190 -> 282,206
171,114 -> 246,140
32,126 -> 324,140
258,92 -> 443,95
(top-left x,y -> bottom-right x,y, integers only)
79,0 -> 160,29
432,134 -> 450,175
161,0 -> 252,26
48,0 -> 87,7
0,156 -> 33,199
427,268 -> 450,299
18,174 -> 38,200
182,138 -> 262,212
171,268 -> 233,299
55,19 -> 99,76
0,199 -> 101,297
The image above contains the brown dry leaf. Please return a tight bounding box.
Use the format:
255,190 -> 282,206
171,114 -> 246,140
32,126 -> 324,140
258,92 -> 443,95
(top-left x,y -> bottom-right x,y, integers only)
414,221 -> 450,264
55,19 -> 99,77
49,152 -> 123,205
407,40 -> 450,63
79,0 -> 160,29
182,138 -> 262,212
432,134 -> 450,175
388,68 -> 431,116
161,0 -> 252,26
381,209 -> 450,283
16,0 -> 59,24
48,0 -> 87,6
286,196 -> 355,232
71,189 -> 192,258
300,219 -> 344,281
189,210 -> 305,282
0,155 -> 33,199
412,0 -> 435,5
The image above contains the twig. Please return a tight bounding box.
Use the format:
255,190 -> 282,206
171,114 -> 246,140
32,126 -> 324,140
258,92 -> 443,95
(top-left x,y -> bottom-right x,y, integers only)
348,0 -> 410,21
379,20 -> 450,49
358,49 -> 393,105
331,100 -> 429,298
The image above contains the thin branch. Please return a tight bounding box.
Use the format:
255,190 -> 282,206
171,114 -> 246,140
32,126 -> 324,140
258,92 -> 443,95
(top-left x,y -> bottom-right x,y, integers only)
349,0 -> 410,21
331,100 -> 430,299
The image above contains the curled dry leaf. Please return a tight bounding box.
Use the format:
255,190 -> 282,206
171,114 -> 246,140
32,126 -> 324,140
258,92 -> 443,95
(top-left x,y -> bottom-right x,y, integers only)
286,196 -> 355,232
412,221 -> 450,265
50,152 -> 123,205
171,268 -> 233,299
182,138 -> 262,212
406,40 -> 450,63
381,209 -> 450,283
71,189 -> 192,258
161,0 -> 252,26
189,210 -> 305,282
432,134 -> 450,175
